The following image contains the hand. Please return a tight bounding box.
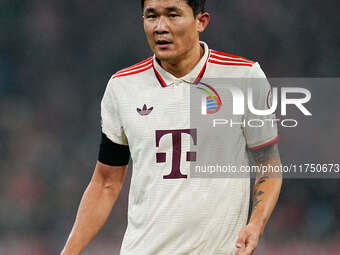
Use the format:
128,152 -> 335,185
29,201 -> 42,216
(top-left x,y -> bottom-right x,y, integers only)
235,223 -> 261,255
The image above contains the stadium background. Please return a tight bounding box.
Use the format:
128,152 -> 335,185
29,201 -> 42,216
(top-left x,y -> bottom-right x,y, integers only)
0,0 -> 339,254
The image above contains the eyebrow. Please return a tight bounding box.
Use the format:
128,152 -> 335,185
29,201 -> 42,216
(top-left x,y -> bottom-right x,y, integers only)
166,7 -> 181,13
144,6 -> 183,14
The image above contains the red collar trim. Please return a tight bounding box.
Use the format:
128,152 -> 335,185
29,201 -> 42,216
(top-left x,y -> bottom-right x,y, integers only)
152,61 -> 167,87
193,58 -> 208,85
153,49 -> 210,88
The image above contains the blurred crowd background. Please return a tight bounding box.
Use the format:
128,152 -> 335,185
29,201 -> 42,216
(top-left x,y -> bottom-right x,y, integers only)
0,0 -> 339,254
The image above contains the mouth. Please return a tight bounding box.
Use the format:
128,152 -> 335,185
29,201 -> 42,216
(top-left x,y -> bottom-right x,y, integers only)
156,40 -> 172,48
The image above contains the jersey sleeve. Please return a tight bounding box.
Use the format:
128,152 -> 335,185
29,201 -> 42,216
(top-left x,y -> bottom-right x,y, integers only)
101,78 -> 128,146
243,62 -> 279,150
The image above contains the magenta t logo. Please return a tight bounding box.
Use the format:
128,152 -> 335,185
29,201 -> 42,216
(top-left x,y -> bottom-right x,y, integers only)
156,129 -> 197,179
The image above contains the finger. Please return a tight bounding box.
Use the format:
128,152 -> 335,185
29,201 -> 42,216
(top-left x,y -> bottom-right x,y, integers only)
245,236 -> 257,250
243,242 -> 256,255
237,234 -> 257,255
235,233 -> 246,248
235,237 -> 247,255
235,246 -> 246,255
236,247 -> 253,255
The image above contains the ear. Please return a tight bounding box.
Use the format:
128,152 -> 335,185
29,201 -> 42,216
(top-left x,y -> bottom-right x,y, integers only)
196,12 -> 210,33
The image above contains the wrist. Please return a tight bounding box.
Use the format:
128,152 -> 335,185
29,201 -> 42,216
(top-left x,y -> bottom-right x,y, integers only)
248,218 -> 265,236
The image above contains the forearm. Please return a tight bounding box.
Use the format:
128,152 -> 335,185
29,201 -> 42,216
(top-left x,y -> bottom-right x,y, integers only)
249,173 -> 282,235
235,164 -> 282,255
61,164 -> 126,255
248,143 -> 283,235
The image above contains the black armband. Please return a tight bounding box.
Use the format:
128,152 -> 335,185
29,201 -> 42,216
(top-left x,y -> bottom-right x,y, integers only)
98,132 -> 130,166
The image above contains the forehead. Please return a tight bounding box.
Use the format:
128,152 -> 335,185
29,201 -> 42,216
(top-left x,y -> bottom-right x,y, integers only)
143,0 -> 190,11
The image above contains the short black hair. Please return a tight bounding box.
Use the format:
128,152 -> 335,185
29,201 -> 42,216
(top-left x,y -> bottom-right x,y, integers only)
141,0 -> 206,17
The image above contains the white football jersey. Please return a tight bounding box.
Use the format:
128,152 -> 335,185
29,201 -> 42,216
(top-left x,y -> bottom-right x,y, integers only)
101,41 -> 278,255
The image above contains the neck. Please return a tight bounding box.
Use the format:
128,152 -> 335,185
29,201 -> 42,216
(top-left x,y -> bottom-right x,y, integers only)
159,43 -> 204,78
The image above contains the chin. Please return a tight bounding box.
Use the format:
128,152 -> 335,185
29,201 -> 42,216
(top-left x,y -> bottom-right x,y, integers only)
155,52 -> 173,61
154,50 -> 179,62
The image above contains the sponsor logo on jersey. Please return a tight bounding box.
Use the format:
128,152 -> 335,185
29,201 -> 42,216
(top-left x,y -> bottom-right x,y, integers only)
155,129 -> 197,179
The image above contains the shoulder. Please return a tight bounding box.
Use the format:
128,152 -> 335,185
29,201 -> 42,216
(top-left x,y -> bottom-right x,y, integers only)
207,49 -> 267,78
111,57 -> 153,79
104,56 -> 154,97
209,49 -> 256,67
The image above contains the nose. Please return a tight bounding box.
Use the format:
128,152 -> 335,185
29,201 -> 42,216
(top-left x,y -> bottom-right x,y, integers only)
155,16 -> 169,34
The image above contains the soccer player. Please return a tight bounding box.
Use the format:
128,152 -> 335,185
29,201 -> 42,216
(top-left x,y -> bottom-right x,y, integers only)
61,0 -> 282,255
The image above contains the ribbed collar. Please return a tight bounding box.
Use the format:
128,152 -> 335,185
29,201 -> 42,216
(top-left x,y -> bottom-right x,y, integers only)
152,41 -> 210,87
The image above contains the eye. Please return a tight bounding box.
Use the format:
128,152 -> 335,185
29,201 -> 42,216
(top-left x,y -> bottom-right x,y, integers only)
146,14 -> 157,19
169,14 -> 179,18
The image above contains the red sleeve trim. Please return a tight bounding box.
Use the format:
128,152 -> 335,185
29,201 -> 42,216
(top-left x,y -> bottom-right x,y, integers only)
248,135 -> 279,150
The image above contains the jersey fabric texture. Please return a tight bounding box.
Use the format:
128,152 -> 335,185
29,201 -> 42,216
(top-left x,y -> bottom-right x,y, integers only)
100,41 -> 278,255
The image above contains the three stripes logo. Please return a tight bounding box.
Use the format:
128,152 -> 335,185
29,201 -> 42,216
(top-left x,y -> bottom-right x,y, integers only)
197,82 -> 223,115
137,104 -> 154,116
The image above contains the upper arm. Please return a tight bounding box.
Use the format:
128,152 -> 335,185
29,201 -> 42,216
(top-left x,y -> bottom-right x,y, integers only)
244,62 -> 278,150
249,143 -> 281,166
101,78 -> 128,146
249,142 -> 282,179
91,161 -> 128,190
96,79 -> 130,189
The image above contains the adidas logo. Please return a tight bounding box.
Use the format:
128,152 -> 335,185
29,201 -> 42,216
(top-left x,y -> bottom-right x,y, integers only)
137,104 -> 153,116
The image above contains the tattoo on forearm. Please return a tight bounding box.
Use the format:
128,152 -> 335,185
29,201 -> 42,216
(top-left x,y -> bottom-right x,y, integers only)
251,143 -> 279,164
255,175 -> 269,186
252,176 -> 268,211
250,143 -> 281,212
252,189 -> 264,210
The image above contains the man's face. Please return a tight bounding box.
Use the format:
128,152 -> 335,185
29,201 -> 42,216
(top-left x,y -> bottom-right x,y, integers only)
143,0 -> 200,62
